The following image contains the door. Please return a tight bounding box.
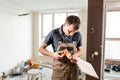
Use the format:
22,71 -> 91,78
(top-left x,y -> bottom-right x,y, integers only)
86,0 -> 104,80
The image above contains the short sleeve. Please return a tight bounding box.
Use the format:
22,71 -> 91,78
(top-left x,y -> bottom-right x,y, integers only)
77,36 -> 82,47
73,32 -> 82,47
44,30 -> 53,46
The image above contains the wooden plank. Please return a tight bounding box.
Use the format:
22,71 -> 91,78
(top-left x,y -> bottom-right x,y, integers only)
77,58 -> 99,79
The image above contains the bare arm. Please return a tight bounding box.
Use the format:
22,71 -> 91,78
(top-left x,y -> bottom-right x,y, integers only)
70,46 -> 82,63
39,42 -> 52,57
74,46 -> 82,57
39,42 -> 63,60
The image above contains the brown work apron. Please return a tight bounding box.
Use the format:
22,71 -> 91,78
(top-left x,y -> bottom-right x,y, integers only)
52,41 -> 78,80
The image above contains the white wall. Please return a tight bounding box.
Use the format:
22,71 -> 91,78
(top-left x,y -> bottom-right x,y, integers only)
0,13 -> 33,75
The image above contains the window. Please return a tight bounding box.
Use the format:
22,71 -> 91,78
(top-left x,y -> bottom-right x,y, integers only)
105,11 -> 120,59
54,13 -> 66,29
42,14 -> 52,37
40,12 -> 79,38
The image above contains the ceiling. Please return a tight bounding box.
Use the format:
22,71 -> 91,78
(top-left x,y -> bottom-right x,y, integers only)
0,0 -> 87,14
0,0 -> 120,15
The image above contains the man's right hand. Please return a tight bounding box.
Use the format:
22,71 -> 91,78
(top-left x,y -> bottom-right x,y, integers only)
51,52 -> 63,60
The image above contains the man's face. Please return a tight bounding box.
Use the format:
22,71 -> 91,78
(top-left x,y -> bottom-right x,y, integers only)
66,24 -> 77,36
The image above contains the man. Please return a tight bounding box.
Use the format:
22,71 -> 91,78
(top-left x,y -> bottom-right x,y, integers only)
39,15 -> 82,80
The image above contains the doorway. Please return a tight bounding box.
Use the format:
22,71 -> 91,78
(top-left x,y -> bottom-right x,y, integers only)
104,1 -> 120,80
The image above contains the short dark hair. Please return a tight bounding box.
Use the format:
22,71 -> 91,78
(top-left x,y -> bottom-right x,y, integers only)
65,15 -> 81,30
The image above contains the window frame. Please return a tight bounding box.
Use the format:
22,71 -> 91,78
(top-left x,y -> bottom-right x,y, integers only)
105,10 -> 120,59
40,11 -> 80,38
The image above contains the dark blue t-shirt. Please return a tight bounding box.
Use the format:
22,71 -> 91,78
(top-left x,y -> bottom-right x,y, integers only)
44,26 -> 82,52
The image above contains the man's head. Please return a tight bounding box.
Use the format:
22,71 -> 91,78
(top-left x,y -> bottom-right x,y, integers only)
63,15 -> 81,36
65,15 -> 81,30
